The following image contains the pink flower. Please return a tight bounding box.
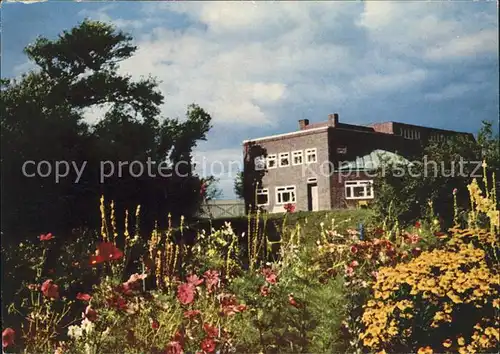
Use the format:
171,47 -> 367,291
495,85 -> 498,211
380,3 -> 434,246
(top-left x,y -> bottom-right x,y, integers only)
349,260 -> 359,268
288,294 -> 301,308
260,285 -> 270,297
186,274 -> 204,286
76,293 -> 91,302
453,188 -> 458,195
39,233 -> 54,241
203,323 -> 219,338
2,328 -> 15,348
41,279 -> 59,300
177,283 -> 195,305
89,242 -> 123,266
261,268 -> 277,284
203,270 -> 220,293
164,341 -> 183,354
345,266 -> 355,277
200,337 -> 216,353
371,271 -> 379,280
350,245 -> 358,254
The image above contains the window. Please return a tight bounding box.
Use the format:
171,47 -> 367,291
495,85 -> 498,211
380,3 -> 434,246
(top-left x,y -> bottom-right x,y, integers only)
254,156 -> 266,171
276,186 -> 296,205
279,152 -> 290,167
403,129 -> 420,140
292,150 -> 303,165
256,188 -> 269,206
345,180 -> 374,200
305,148 -> 317,164
267,154 -> 277,169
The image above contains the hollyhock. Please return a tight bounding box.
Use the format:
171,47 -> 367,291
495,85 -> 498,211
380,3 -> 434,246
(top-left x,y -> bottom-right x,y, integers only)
186,274 -> 204,286
41,279 -> 60,300
177,283 -> 195,305
200,338 -> 216,353
184,310 -> 201,319
84,305 -> 98,322
39,233 -> 54,241
203,270 -> 220,293
76,293 -> 91,302
260,285 -> 270,297
118,273 -> 147,294
203,323 -> 219,338
2,328 -> 15,348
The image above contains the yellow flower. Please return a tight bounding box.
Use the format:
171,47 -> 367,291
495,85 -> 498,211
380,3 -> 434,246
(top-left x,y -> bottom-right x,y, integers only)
457,336 -> 465,346
417,346 -> 433,354
442,339 -> 452,348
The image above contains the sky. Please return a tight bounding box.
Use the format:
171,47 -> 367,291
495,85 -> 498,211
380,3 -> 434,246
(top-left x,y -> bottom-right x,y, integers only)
2,1 -> 499,199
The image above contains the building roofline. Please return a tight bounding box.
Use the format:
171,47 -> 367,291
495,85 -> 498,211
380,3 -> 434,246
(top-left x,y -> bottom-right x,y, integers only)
373,121 -> 473,135
242,126 -> 329,144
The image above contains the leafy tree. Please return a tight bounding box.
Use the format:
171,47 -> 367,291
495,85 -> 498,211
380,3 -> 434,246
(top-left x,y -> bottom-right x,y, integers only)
372,121 -> 499,228
234,171 -> 244,200
1,20 -> 212,240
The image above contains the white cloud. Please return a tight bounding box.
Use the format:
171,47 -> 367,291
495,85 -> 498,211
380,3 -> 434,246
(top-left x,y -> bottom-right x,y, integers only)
425,30 -> 498,60
424,82 -> 490,102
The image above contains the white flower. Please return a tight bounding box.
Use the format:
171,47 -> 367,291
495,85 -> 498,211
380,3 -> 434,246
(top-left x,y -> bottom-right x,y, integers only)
81,318 -> 95,335
68,325 -> 83,339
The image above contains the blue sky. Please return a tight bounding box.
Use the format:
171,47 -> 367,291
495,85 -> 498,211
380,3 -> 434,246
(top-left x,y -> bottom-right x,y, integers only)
2,1 -> 499,198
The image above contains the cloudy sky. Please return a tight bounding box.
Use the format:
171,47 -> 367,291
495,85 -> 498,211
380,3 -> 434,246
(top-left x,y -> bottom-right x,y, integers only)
2,1 -> 498,198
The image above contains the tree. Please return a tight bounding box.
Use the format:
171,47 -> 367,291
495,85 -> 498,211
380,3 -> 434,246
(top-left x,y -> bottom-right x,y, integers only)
372,122 -> 499,228
0,19 -> 212,239
234,171 -> 244,200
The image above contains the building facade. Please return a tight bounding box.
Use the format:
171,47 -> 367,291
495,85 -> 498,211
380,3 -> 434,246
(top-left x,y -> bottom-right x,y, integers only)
242,113 -> 474,212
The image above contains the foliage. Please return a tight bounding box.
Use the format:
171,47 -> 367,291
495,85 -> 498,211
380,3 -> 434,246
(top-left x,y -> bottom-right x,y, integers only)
1,19 -> 212,239
372,121 -> 499,228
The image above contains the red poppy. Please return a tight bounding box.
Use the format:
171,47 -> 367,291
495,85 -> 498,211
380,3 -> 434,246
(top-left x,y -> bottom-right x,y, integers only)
84,305 -> 98,322
350,245 -> 358,254
164,341 -> 183,354
76,293 -> 92,301
186,274 -> 204,286
2,328 -> 15,349
41,279 -> 59,300
200,337 -> 216,353
260,285 -> 270,297
151,320 -> 160,329
203,270 -> 220,293
415,221 -> 421,229
203,323 -> 219,338
39,233 -> 54,241
177,283 -> 195,305
284,203 -> 295,213
288,294 -> 301,308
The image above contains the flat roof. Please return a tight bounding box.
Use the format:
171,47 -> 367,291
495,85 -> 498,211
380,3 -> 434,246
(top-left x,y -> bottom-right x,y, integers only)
242,126 -> 328,143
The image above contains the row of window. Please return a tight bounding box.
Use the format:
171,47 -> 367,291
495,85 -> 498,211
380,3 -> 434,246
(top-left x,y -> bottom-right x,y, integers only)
256,180 -> 374,206
399,128 -> 421,140
257,148 -> 318,169
429,134 -> 446,142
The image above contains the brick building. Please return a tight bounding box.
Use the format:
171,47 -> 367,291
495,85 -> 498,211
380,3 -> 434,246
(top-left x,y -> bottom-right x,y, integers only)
242,113 -> 474,212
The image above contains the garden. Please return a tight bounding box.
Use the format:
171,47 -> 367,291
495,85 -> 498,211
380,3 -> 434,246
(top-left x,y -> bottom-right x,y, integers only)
2,171 -> 498,353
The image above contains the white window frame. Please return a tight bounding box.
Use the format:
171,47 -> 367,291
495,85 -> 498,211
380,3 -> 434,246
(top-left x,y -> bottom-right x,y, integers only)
256,188 -> 269,206
278,152 -> 291,167
305,148 -> 317,164
292,150 -> 303,166
345,180 -> 374,200
275,185 -> 296,205
267,154 -> 277,169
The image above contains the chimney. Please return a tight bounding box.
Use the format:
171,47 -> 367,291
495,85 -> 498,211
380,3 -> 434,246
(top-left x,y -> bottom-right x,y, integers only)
328,113 -> 339,127
299,119 -> 310,130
